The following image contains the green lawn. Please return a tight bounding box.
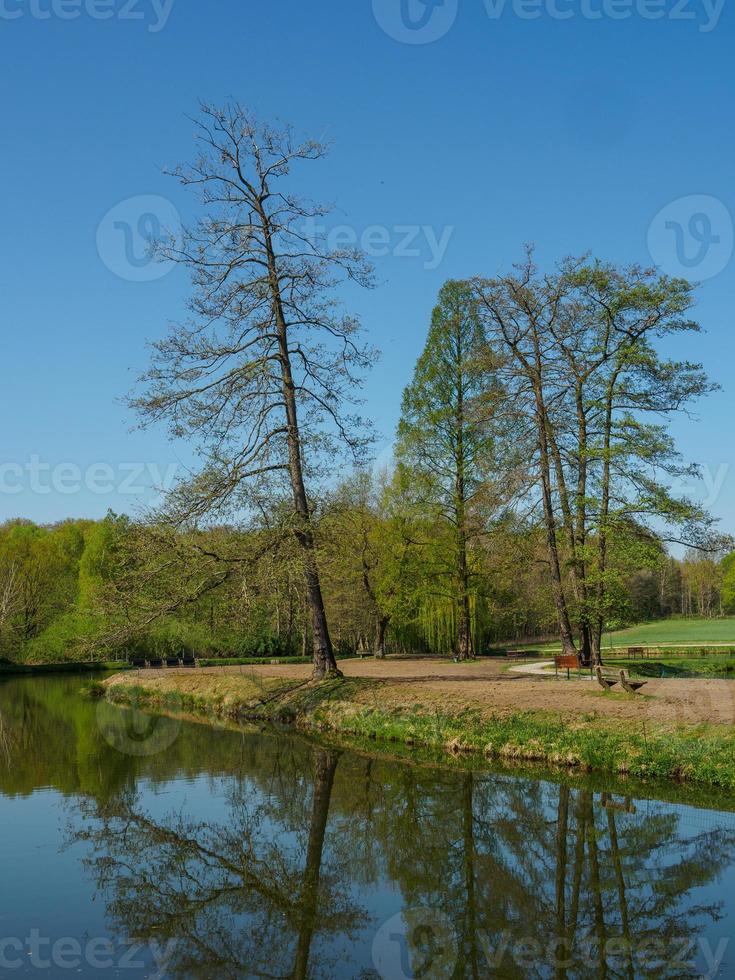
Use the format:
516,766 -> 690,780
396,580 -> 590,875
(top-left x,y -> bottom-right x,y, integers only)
531,617 -> 735,654
601,618 -> 735,648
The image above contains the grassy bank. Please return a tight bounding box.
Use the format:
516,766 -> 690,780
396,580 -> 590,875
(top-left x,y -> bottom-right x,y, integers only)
100,672 -> 735,791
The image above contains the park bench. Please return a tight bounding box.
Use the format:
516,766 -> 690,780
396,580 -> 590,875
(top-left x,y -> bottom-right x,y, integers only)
618,669 -> 647,694
595,666 -> 618,691
627,646 -> 645,658
554,654 -> 581,679
505,651 -> 537,662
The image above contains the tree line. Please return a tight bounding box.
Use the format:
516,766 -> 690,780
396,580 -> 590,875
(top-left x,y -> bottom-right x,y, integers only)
2,101 -> 729,669
1,507 -> 732,665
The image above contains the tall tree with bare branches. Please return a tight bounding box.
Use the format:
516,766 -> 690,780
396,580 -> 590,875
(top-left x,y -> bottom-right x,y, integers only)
132,103 -> 375,678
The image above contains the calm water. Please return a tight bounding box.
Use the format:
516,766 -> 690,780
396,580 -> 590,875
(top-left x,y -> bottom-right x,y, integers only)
2,676 -> 735,979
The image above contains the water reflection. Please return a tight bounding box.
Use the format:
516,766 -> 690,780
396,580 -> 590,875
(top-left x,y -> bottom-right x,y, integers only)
2,675 -> 735,979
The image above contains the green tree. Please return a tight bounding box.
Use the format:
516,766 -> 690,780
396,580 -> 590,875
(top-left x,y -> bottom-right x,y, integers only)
475,251 -> 719,663
721,552 -> 735,614
396,280 -> 500,660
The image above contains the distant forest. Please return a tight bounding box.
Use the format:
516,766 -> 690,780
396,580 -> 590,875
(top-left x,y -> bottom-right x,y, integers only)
1,509 -> 733,664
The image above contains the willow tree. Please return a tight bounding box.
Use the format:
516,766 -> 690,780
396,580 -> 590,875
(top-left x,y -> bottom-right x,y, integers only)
132,103 -> 374,679
475,250 -> 718,663
396,280 -> 498,660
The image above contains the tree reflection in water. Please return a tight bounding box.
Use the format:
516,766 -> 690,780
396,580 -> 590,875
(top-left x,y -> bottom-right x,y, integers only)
72,748 -> 735,980
4,679 -> 733,979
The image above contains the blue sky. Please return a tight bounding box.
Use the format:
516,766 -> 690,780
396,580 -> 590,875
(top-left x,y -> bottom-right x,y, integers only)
1,0 -> 734,530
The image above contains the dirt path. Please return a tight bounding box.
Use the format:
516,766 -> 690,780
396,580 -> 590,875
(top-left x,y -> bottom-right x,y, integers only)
115,656 -> 735,728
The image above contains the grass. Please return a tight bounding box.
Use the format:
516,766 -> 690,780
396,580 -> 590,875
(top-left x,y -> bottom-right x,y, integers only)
100,672 -> 735,791
526,618 -> 735,656
597,618 -> 735,648
616,655 -> 735,678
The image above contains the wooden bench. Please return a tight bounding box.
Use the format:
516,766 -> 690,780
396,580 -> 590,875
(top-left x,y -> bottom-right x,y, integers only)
505,651 -> 537,662
595,666 -> 618,691
619,669 -> 647,694
627,646 -> 645,659
555,654 -> 581,679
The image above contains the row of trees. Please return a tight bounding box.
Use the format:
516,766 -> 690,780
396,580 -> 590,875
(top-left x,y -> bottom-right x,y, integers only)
2,508 -> 733,665
2,102 -> 727,669
118,102 -> 723,671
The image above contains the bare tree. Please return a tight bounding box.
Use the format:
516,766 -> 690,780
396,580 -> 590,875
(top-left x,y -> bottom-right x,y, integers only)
132,103 -> 375,678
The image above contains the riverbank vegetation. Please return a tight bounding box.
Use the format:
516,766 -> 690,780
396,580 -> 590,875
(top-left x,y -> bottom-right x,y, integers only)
99,670 -> 735,790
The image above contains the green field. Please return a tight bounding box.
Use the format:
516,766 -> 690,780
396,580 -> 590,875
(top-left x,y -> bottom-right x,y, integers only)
532,618 -> 735,653
600,618 -> 735,648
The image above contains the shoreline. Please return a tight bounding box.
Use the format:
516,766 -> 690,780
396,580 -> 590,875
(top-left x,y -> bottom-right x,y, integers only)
0,661 -> 130,677
99,667 -> 735,791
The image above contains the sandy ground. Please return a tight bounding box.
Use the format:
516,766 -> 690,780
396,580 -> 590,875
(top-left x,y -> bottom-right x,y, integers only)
110,656 -> 735,728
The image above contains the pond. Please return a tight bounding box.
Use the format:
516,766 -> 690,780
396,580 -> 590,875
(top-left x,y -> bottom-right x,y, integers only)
1,674 -> 735,979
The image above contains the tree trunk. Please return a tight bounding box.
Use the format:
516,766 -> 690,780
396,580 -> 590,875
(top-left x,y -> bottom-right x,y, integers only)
536,393 -> 578,656
454,323 -> 474,662
374,615 -> 389,659
555,785 -> 570,980
261,211 -> 340,680
462,775 -> 480,979
291,749 -> 339,979
457,589 -> 473,661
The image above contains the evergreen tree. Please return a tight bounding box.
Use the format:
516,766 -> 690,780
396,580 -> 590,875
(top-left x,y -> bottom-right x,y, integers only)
396,280 -> 499,660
